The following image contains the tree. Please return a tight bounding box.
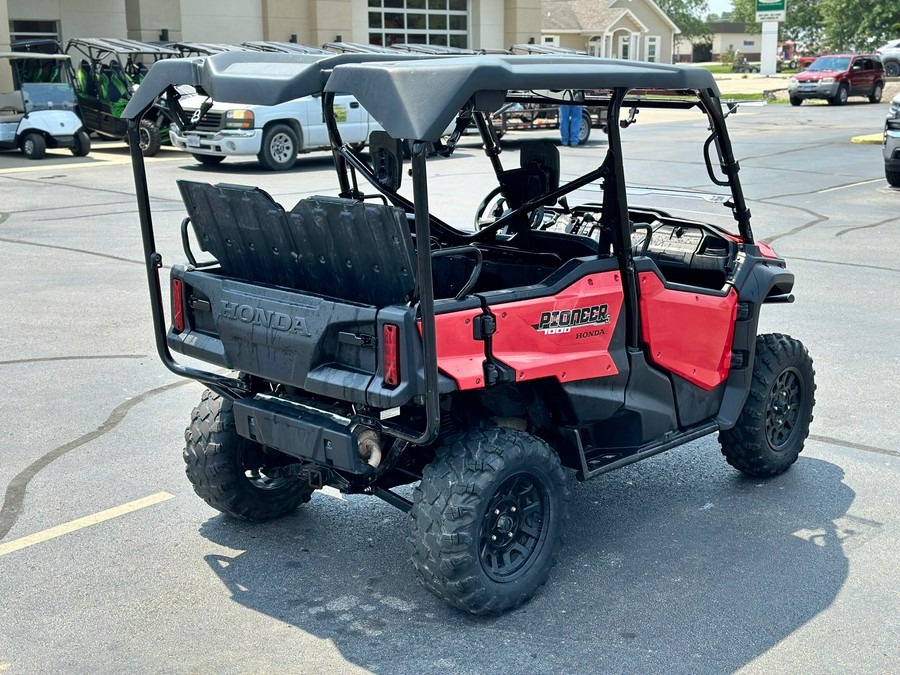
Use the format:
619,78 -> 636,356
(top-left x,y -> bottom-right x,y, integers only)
656,0 -> 712,41
731,0 -> 900,52
731,0 -> 824,49
819,0 -> 900,50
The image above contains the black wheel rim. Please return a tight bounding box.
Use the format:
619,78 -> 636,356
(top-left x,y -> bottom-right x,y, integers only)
766,368 -> 802,450
479,472 -> 549,582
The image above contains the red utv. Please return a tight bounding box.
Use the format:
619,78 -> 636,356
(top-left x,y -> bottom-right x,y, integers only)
124,52 -> 815,615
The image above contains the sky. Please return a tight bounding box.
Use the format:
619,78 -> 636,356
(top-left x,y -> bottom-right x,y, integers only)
706,0 -> 735,17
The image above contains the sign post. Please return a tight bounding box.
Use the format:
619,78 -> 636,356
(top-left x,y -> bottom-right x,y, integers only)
756,0 -> 786,76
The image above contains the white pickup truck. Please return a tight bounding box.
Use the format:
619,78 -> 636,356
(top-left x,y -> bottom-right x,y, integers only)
169,93 -> 377,170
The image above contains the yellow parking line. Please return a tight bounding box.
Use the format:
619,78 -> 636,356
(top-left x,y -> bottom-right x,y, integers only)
0,152 -> 186,175
0,491 -> 174,557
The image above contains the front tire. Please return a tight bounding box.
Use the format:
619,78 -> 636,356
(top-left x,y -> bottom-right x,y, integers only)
408,426 -> 570,615
885,61 -> 900,78
829,84 -> 849,106
789,96 -> 802,107
719,334 -> 815,478
184,390 -> 315,520
138,118 -> 162,157
71,130 -> 91,156
258,123 -> 298,170
21,133 -> 46,159
887,168 -> 900,188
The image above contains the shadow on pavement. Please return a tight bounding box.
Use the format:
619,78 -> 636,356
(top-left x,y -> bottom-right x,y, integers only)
198,452 -> 854,673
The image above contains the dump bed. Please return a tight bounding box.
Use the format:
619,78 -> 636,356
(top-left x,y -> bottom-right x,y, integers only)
170,181 -> 428,409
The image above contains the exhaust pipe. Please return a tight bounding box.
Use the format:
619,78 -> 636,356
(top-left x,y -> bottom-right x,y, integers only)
355,427 -> 383,469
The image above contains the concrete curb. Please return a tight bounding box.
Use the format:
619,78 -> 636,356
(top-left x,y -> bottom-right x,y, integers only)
850,133 -> 883,144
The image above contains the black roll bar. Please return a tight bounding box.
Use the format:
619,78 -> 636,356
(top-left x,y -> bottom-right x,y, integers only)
126,119 -> 248,401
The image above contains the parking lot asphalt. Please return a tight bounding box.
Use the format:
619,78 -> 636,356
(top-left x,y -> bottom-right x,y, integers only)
1,102 -> 898,674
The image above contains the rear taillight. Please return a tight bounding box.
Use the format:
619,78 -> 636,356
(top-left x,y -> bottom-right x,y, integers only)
172,279 -> 184,332
383,323 -> 400,387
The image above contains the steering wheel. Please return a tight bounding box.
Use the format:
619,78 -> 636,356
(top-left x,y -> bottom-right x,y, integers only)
473,186 -> 545,234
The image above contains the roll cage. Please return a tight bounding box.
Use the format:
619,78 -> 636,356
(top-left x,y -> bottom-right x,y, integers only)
123,52 -> 755,446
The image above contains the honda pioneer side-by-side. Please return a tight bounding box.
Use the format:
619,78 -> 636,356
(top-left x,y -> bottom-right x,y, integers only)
124,53 -> 815,615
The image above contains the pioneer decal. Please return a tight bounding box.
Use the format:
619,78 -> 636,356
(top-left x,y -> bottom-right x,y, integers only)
533,305 -> 610,335
220,301 -> 311,336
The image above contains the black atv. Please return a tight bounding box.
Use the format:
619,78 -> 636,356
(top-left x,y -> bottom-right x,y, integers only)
124,52 -> 815,615
66,38 -> 178,156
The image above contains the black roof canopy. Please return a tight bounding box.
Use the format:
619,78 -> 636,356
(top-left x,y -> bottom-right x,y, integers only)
324,55 -> 721,141
122,51 -> 437,120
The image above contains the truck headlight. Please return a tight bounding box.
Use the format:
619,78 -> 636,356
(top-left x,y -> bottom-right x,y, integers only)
820,77 -> 835,84
225,110 -> 254,129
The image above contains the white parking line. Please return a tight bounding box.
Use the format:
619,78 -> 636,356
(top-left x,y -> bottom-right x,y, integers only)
0,491 -> 174,557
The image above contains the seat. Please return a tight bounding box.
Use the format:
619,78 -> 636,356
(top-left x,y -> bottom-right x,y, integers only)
77,61 -> 96,96
0,91 -> 26,123
177,181 -> 416,307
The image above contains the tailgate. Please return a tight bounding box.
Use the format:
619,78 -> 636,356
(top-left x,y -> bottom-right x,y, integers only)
169,266 -> 379,404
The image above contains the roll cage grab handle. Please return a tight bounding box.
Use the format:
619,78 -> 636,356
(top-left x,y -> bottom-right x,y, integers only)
127,118 -> 248,401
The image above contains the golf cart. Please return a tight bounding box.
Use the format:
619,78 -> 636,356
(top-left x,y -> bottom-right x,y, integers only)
0,50 -> 90,158
124,53 -> 815,615
66,38 -> 178,156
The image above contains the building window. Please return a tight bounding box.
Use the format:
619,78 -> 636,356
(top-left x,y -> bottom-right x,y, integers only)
619,35 -> 630,60
645,36 -> 659,63
9,19 -> 61,44
543,35 -> 559,47
368,0 -> 468,48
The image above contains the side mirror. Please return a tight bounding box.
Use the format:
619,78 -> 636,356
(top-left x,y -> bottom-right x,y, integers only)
368,130 -> 403,191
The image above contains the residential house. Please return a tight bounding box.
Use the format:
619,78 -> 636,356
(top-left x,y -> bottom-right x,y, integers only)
541,0 -> 680,64
674,21 -> 762,63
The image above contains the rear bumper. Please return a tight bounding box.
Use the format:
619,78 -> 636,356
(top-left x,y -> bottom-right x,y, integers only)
233,396 -> 368,473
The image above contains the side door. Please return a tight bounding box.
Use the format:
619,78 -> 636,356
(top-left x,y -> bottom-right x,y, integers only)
849,56 -> 866,95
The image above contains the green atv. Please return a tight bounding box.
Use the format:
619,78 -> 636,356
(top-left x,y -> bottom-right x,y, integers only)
66,38 -> 178,156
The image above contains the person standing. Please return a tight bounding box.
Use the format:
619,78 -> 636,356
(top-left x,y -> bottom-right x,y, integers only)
559,89 -> 585,146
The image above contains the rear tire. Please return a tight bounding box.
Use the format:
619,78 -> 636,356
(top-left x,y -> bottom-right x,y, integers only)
139,118 -> 162,157
192,153 -> 225,166
719,334 -> 815,478
258,123 -> 298,170
71,130 -> 91,156
184,390 -> 315,520
887,169 -> 900,187
408,426 -> 570,615
885,61 -> 900,78
868,82 -> 883,103
21,133 -> 46,159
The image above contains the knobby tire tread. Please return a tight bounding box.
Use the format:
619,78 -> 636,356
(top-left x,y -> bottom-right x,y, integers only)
719,333 -> 815,478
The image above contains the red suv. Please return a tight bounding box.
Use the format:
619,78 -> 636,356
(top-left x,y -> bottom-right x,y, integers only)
788,54 -> 885,106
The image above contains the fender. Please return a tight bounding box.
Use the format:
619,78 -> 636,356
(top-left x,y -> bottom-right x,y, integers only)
716,253 -> 794,429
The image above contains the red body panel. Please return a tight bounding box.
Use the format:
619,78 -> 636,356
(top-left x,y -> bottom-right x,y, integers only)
432,307 -> 487,389
638,272 -> 737,390
487,271 -> 624,384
